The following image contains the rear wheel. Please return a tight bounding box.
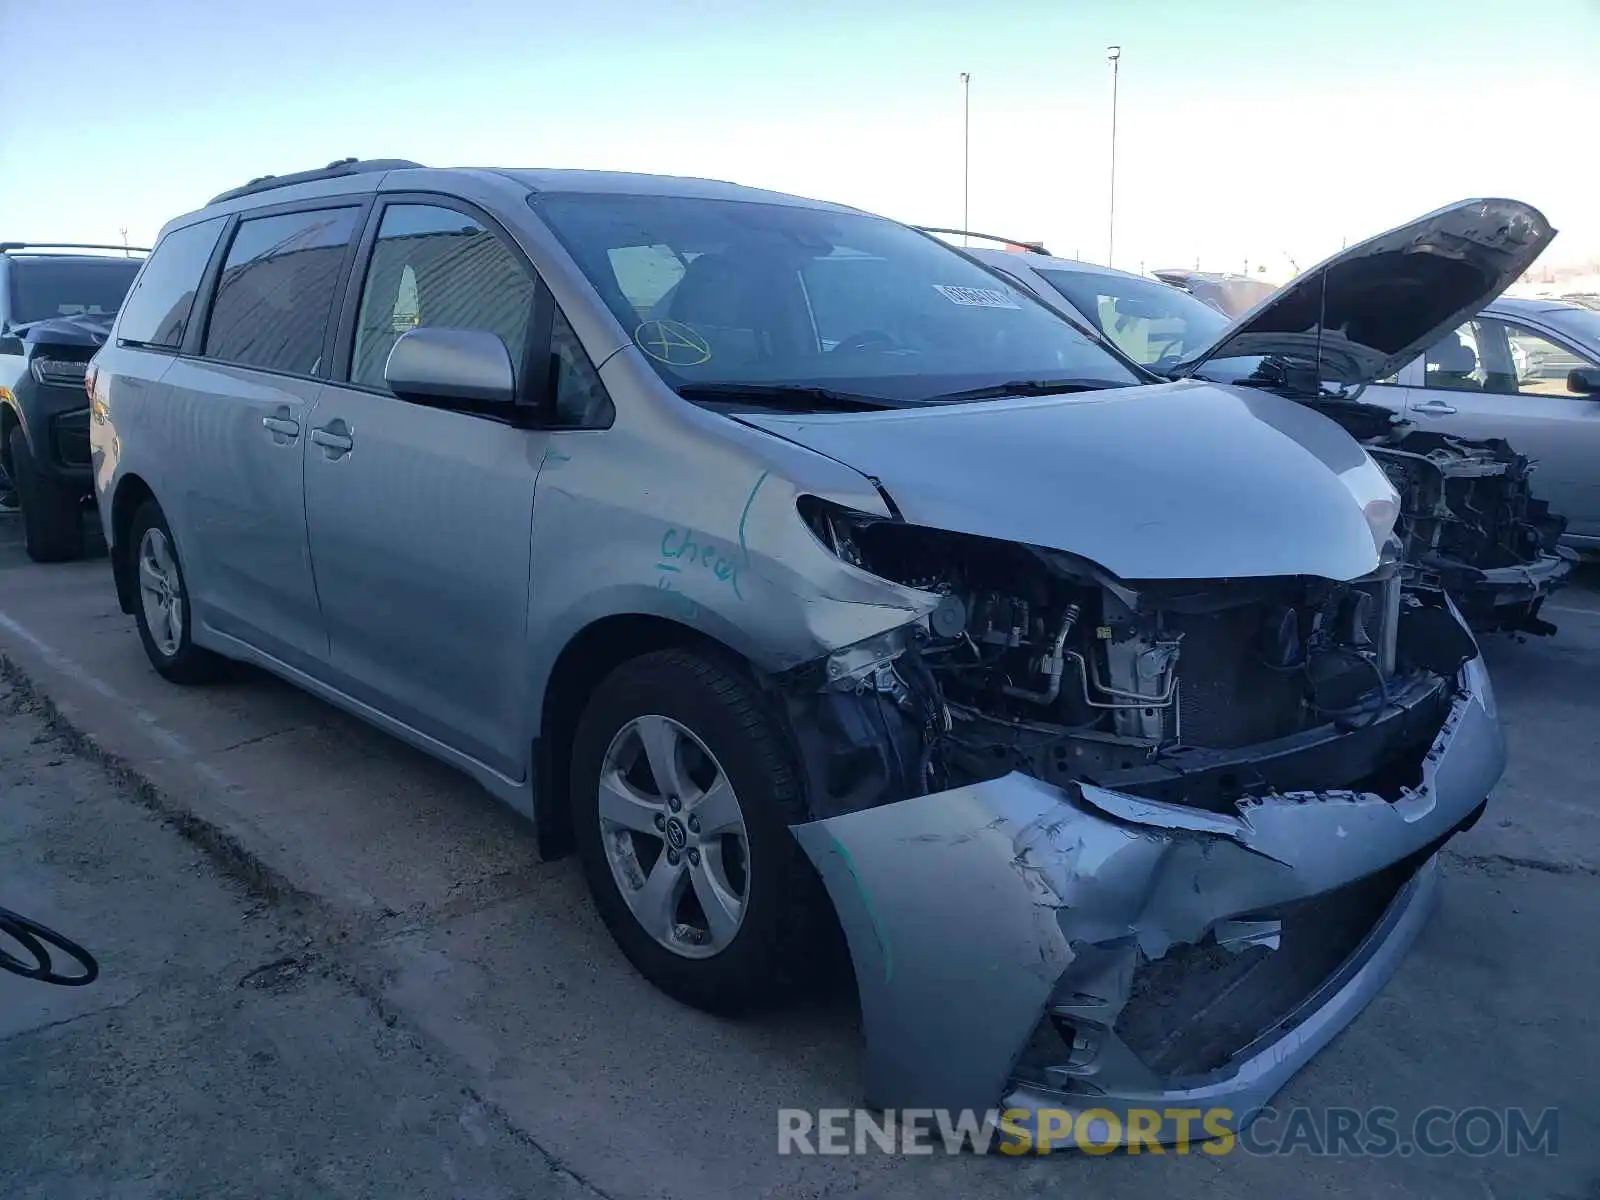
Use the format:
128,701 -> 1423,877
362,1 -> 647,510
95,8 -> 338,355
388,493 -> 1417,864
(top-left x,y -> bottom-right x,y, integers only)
128,499 -> 224,684
571,648 -> 827,1014
6,424 -> 85,563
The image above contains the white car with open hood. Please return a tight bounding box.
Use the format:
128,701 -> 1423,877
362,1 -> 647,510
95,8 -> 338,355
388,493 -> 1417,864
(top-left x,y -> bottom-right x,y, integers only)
963,200 -> 1573,635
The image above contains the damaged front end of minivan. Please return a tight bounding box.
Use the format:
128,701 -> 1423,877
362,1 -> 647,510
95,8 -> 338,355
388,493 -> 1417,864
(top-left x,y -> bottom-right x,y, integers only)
772,501 -> 1502,1147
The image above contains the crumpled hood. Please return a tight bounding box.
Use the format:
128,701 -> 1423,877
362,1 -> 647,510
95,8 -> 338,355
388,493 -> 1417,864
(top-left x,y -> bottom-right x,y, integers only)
16,311 -> 116,349
735,380 -> 1400,582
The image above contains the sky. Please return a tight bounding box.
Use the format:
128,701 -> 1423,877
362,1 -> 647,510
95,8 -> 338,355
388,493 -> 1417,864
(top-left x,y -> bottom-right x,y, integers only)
2,0 -> 1596,281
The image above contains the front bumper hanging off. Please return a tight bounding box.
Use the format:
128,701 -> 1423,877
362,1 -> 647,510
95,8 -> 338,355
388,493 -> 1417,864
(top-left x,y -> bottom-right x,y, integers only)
1443,547 -> 1577,634
790,654 -> 1504,1148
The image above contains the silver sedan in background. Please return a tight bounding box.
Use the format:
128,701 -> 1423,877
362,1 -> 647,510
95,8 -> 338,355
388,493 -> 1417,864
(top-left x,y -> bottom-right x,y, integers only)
1369,296 -> 1600,554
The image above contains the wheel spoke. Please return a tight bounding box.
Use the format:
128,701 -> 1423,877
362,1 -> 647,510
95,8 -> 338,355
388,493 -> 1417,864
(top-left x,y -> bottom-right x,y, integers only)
689,849 -> 743,949
150,532 -> 175,576
634,715 -> 687,799
688,775 -> 743,837
164,599 -> 182,649
598,770 -> 663,835
630,852 -> 687,942
138,558 -> 164,594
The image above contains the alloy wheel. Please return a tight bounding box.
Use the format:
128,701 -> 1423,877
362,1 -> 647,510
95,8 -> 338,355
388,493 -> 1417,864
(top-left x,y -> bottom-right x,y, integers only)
597,714 -> 750,959
137,527 -> 184,657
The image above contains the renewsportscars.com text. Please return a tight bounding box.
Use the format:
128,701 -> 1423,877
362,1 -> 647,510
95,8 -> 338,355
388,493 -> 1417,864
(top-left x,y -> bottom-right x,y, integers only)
777,1105 -> 1560,1157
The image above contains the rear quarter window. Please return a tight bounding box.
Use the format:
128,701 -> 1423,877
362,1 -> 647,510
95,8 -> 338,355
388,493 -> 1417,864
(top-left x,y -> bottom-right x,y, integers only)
115,217 -> 227,349
203,208 -> 361,376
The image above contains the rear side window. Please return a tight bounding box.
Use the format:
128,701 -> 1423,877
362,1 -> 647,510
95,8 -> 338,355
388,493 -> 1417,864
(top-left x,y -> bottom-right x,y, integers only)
115,217 -> 226,349
204,207 -> 361,375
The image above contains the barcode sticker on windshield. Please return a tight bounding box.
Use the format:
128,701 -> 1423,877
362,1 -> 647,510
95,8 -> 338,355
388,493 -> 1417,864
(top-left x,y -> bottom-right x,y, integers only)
932,284 -> 1021,309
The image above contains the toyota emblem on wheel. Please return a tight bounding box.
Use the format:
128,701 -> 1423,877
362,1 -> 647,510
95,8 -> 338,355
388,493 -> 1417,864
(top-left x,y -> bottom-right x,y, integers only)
665,818 -> 687,850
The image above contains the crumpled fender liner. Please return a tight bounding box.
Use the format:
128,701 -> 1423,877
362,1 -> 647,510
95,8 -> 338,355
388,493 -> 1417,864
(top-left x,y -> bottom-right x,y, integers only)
790,655 -> 1503,1121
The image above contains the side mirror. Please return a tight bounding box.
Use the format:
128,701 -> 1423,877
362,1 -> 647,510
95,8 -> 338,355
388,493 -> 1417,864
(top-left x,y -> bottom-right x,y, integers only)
1567,366 -> 1600,395
385,327 -> 516,409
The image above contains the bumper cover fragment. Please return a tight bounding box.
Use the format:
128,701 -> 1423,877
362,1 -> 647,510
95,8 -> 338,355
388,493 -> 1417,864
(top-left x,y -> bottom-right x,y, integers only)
791,655 -> 1503,1146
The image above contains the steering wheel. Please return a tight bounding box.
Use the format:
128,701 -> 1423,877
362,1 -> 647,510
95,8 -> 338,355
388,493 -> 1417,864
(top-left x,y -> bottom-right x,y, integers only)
830,329 -> 899,355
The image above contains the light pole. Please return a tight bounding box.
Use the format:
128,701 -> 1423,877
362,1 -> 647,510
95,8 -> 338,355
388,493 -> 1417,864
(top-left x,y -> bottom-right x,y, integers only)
960,72 -> 971,245
1106,45 -> 1120,268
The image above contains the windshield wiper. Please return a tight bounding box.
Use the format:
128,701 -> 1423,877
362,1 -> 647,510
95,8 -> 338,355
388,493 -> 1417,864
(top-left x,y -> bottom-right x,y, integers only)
675,383 -> 902,412
920,378 -> 1125,404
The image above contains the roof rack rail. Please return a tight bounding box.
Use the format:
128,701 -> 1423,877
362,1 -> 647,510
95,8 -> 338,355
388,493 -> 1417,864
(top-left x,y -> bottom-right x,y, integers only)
915,227 -> 1051,255
207,158 -> 427,207
0,241 -> 151,255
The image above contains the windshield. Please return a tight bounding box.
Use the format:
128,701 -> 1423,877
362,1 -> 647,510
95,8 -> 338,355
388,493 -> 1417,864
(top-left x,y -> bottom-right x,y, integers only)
1036,268 -> 1230,370
1543,305 -> 1600,353
7,257 -> 141,325
532,193 -> 1139,405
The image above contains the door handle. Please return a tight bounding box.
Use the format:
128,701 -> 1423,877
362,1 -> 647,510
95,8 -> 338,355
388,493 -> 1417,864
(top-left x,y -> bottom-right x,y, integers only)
261,406 -> 300,443
1412,400 -> 1458,415
310,420 -> 354,457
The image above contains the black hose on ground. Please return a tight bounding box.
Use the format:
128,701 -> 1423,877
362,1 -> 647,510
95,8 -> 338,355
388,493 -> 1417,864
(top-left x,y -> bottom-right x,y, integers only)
0,904 -> 98,986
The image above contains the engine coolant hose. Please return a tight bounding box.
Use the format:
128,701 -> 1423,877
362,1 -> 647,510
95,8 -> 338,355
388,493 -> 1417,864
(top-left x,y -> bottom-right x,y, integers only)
0,904 -> 98,986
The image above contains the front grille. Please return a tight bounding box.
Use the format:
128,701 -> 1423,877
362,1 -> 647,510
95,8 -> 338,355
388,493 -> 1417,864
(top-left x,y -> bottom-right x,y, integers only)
51,409 -> 91,468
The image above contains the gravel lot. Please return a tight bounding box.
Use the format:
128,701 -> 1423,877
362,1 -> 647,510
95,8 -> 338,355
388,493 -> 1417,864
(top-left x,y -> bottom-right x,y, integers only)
2,511 -> 1597,1199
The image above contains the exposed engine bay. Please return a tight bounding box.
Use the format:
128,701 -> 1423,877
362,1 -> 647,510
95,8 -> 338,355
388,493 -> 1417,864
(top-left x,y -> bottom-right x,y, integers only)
787,496 -> 1480,821
1299,397 -> 1571,635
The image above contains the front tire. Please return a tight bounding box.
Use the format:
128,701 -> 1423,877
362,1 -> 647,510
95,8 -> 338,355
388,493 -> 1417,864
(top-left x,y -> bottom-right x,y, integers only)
6,424 -> 85,563
128,499 -> 224,684
571,648 -> 827,1014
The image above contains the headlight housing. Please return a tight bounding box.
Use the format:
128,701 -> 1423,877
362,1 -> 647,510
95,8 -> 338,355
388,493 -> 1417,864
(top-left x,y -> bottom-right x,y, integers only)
29,356 -> 90,387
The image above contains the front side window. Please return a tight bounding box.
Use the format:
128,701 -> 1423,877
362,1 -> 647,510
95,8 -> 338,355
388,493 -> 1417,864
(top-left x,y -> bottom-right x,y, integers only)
9,256 -> 142,327
1501,321 -> 1595,396
550,308 -> 614,427
532,193 -> 1139,406
1035,268 -> 1229,369
1424,320 -> 1527,394
1543,304 -> 1600,347
351,204 -> 535,390
115,217 -> 226,349
204,207 -> 361,375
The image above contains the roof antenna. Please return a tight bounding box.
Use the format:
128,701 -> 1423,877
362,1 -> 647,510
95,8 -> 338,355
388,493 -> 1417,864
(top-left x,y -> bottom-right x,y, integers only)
1312,260 -> 1328,398
119,225 -> 129,257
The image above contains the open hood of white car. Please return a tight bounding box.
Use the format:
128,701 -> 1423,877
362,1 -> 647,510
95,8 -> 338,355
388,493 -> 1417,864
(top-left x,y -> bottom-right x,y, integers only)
1167,198 -> 1555,393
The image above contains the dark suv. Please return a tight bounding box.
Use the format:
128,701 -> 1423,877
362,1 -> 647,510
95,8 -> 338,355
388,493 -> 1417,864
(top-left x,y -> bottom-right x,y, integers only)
1,243 -> 146,560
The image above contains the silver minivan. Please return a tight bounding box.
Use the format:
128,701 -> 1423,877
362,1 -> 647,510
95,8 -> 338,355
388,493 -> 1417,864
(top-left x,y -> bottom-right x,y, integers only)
89,163 -> 1531,1144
